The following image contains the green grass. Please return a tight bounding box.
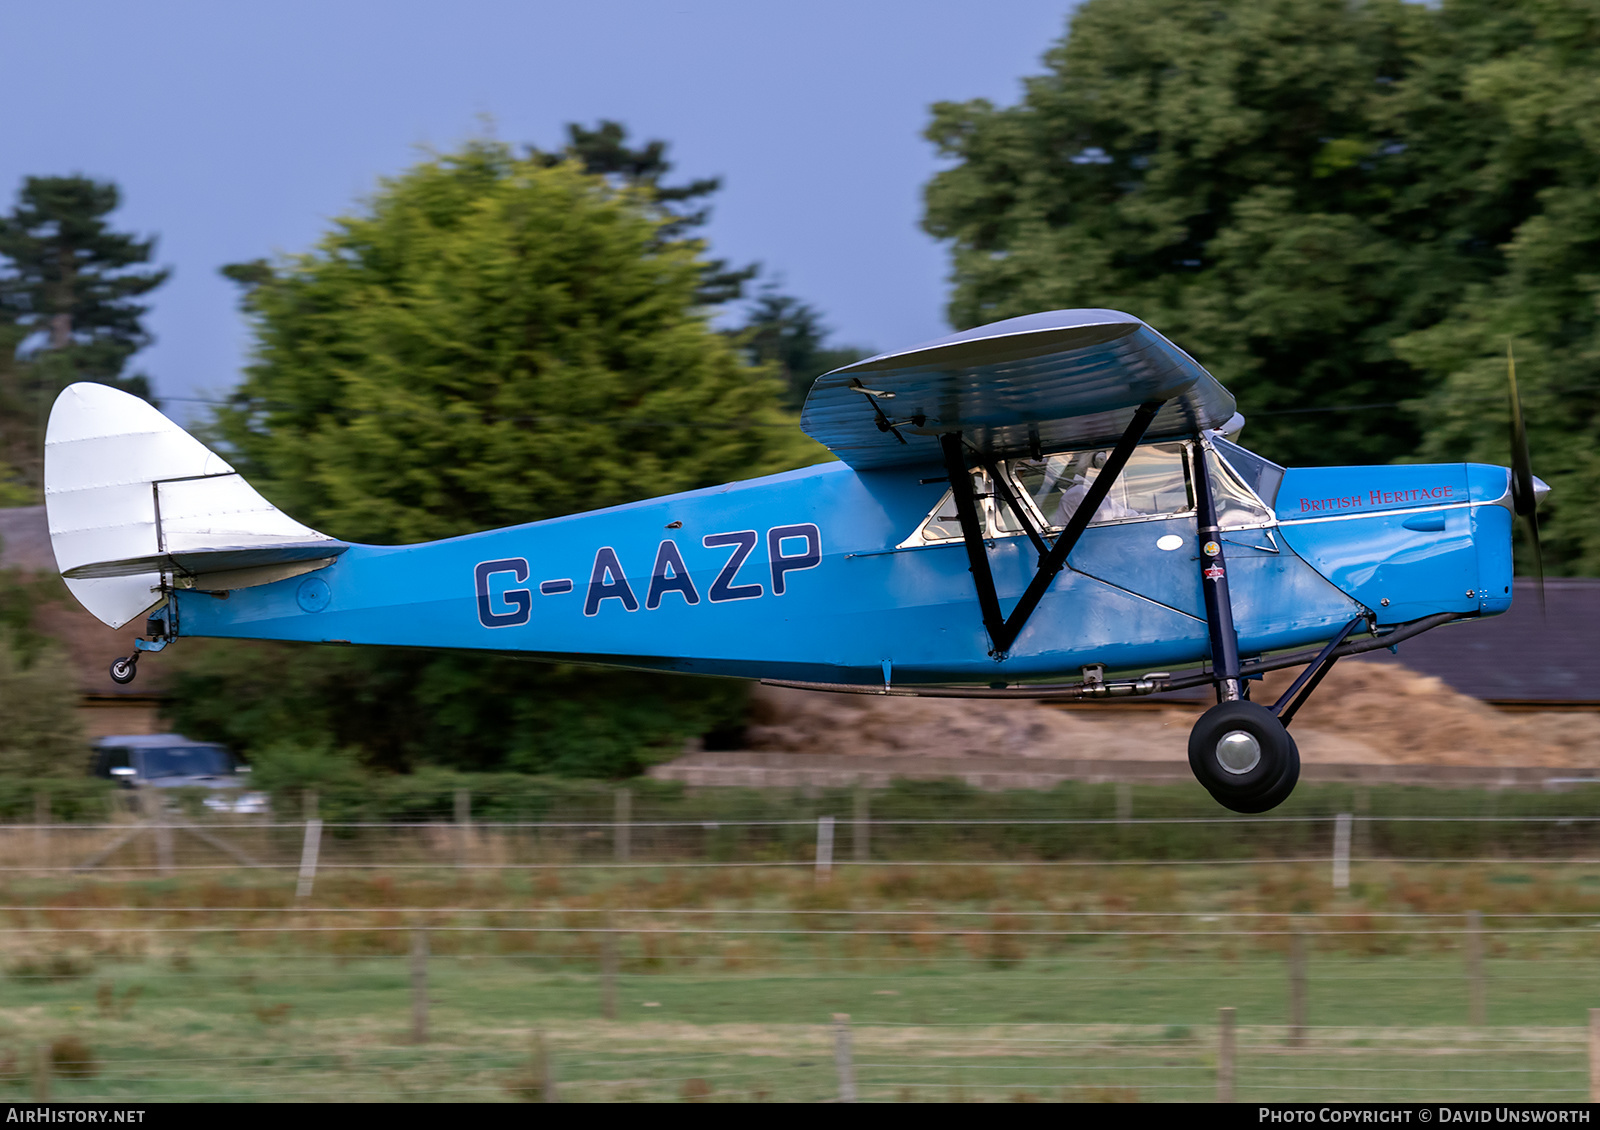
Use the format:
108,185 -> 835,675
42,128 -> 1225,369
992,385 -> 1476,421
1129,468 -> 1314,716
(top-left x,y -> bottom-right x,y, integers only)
0,947 -> 1594,1101
0,860 -> 1595,1100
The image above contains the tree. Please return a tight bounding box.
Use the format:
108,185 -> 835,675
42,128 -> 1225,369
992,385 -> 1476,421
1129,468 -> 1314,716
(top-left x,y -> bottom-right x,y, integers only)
734,283 -> 870,411
0,175 -> 167,493
0,628 -> 86,777
0,568 -> 89,777
216,141 -> 819,543
923,0 -> 1445,469
921,0 -> 1600,577
180,140 -> 826,775
531,120 -> 757,305
1388,1 -> 1600,575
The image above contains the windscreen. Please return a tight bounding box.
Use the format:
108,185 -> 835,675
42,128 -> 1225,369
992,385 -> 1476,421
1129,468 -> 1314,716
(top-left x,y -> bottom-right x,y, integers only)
1212,437 -> 1285,509
138,746 -> 232,779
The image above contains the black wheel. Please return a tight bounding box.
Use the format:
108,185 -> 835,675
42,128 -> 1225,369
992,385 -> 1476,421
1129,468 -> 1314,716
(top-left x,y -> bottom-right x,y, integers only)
109,657 -> 137,685
1188,700 -> 1294,802
1212,734 -> 1301,814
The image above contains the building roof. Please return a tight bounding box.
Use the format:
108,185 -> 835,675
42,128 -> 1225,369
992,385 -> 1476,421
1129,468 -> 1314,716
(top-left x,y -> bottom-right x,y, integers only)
0,505 -> 53,572
1356,579 -> 1600,704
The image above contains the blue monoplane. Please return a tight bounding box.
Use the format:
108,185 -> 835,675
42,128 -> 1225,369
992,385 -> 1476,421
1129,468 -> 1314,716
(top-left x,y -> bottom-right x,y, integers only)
44,309 -> 1545,812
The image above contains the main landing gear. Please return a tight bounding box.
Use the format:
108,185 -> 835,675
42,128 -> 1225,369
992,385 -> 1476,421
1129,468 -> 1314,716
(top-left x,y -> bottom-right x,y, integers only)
1189,701 -> 1299,814
1184,441 -> 1365,814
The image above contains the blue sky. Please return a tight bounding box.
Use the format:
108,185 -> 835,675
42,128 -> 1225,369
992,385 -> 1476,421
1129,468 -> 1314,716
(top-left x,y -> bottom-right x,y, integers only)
1,1 -> 1078,416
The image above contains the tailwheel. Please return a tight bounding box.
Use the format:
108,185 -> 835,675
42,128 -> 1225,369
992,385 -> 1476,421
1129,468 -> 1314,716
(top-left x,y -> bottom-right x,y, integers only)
1188,701 -> 1298,813
109,656 -> 138,685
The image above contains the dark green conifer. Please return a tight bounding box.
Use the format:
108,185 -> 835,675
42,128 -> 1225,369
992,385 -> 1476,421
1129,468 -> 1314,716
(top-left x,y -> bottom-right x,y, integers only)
0,176 -> 168,495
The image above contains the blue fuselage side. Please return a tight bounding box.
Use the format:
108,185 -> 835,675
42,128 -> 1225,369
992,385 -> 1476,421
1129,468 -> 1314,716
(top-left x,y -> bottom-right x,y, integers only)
172,453 -> 1518,687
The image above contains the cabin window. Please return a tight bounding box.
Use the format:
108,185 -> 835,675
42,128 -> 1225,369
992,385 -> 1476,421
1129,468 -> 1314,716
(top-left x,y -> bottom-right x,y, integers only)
900,442 -> 1192,548
907,469 -> 1028,546
1009,442 -> 1192,529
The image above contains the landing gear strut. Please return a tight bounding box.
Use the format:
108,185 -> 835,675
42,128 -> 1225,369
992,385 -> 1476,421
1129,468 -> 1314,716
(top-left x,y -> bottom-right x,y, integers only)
1185,440 -> 1348,814
108,611 -> 174,686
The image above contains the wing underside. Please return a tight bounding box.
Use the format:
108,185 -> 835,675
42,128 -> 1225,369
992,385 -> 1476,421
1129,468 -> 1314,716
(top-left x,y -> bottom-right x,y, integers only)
800,309 -> 1236,470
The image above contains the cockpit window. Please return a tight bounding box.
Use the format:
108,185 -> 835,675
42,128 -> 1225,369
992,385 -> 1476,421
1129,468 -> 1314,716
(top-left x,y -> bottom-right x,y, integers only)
1212,437 -> 1285,509
1010,442 -> 1192,529
900,442 -> 1193,548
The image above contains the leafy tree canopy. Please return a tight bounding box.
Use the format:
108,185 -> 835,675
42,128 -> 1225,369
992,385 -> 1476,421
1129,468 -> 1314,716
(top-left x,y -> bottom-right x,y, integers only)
922,0 -> 1600,574
217,140 -> 823,546
182,140 -> 825,775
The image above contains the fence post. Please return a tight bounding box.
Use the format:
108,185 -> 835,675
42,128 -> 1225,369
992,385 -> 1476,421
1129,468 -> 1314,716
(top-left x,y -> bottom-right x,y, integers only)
816,815 -> 835,879
1116,782 -> 1133,823
1352,786 -> 1371,858
1332,812 -> 1352,890
614,787 -> 631,863
295,818 -> 323,901
1466,909 -> 1486,1026
833,1012 -> 857,1103
33,793 -> 48,876
141,788 -> 173,876
852,787 -> 870,863
454,789 -> 471,870
532,1029 -> 558,1102
600,912 -> 618,1020
1589,1009 -> 1600,1102
411,928 -> 429,1045
1217,1007 -> 1235,1103
31,1043 -> 48,1102
1288,919 -> 1307,1047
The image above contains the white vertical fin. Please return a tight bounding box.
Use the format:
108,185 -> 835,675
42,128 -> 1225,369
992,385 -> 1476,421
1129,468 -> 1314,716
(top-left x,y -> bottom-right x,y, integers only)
44,383 -> 338,628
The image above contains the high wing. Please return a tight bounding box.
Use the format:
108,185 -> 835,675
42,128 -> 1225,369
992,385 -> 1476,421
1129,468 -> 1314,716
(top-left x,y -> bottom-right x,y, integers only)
800,309 -> 1235,470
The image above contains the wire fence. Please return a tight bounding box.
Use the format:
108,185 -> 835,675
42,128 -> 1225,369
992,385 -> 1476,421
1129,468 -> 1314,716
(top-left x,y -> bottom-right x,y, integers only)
7,812 -> 1600,882
5,811 -> 1600,1101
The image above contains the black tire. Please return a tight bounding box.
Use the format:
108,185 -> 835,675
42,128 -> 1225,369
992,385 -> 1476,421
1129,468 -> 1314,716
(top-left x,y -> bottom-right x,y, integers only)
1188,700 -> 1294,801
109,657 -> 137,685
1212,734 -> 1301,814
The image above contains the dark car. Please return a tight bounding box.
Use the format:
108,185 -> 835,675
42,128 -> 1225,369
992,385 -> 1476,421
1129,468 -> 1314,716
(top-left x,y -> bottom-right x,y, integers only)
92,734 -> 267,813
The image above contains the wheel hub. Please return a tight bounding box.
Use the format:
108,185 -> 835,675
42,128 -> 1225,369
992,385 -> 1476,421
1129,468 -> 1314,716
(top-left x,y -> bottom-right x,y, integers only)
1215,730 -> 1261,775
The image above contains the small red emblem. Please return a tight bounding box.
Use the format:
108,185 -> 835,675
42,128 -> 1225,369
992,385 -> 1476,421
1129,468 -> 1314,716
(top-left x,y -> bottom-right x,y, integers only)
1203,566 -> 1225,580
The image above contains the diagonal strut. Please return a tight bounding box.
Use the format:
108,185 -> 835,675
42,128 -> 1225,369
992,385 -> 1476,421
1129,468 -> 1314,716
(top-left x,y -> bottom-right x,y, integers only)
940,399 -> 1167,657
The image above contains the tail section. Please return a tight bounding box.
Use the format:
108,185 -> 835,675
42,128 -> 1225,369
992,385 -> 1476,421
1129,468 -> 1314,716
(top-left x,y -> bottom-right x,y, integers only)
44,383 -> 346,628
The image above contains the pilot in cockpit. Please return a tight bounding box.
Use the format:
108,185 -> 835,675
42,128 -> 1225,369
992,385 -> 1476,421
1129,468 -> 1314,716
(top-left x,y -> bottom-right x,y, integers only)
1031,450 -> 1141,526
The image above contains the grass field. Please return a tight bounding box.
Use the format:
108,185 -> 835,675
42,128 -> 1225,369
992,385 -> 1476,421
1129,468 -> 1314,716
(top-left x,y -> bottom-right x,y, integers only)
0,860 -> 1593,1100
0,956 -> 1591,1101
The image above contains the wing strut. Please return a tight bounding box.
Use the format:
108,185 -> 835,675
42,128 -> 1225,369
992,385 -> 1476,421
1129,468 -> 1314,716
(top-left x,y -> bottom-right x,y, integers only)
938,399 -> 1166,658
979,450 -> 1051,559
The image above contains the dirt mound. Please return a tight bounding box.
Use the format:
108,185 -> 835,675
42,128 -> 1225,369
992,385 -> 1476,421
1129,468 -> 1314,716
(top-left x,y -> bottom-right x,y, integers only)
1260,661 -> 1600,767
745,660 -> 1600,769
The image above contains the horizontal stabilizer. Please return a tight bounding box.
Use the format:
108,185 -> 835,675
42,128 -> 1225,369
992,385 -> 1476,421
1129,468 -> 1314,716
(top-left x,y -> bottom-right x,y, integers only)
62,542 -> 347,581
45,383 -> 343,628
